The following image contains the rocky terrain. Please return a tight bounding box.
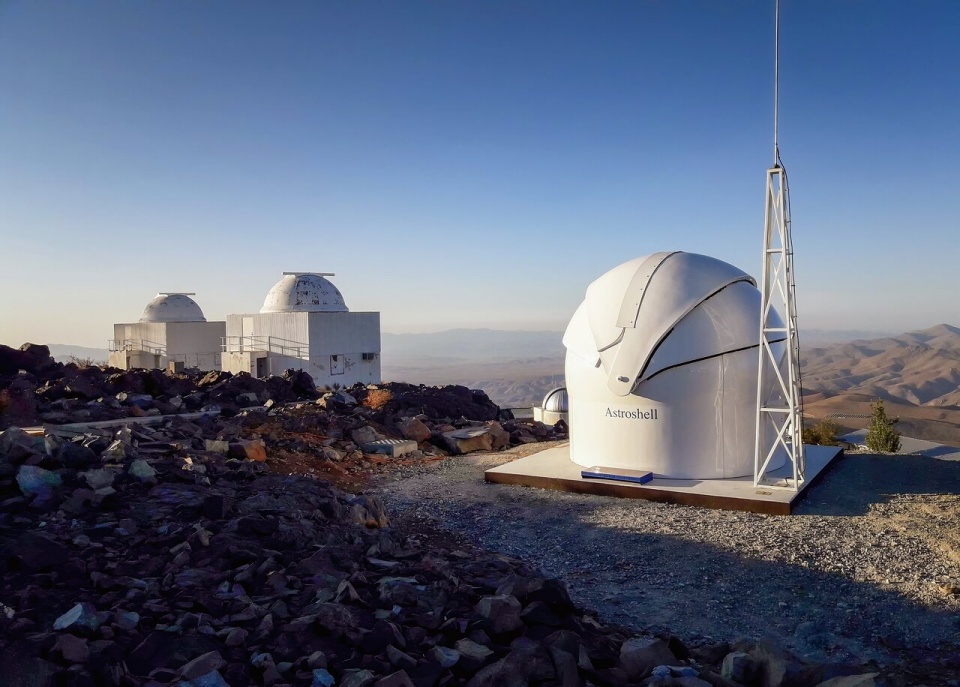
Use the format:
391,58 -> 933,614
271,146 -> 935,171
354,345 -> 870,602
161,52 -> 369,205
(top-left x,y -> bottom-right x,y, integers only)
0,342 -> 941,686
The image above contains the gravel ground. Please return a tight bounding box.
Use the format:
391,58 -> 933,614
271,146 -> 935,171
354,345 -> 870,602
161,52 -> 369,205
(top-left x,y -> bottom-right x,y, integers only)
374,442 -> 960,673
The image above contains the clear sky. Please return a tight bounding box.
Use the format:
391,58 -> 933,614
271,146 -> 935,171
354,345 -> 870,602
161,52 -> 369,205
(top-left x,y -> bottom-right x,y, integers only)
1,0 -> 958,348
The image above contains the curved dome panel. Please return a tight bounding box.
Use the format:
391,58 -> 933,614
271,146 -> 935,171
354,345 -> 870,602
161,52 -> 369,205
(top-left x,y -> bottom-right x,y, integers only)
260,273 -> 348,314
574,252 -> 755,396
542,387 -> 569,413
140,293 -> 207,323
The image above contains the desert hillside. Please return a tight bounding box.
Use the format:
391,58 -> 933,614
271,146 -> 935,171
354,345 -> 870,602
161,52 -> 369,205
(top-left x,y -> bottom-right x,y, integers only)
802,324 -> 960,444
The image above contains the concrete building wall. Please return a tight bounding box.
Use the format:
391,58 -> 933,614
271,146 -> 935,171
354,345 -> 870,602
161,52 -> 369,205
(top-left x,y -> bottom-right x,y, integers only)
109,350 -> 163,370
222,311 -> 380,387
110,321 -> 224,371
224,313 -> 310,355
115,322 -> 169,351
164,321 -> 226,355
307,311 -> 380,388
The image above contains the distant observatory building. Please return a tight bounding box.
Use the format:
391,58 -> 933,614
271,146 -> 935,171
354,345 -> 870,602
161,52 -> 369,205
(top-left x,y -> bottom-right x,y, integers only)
534,387 -> 569,426
562,252 -> 786,480
108,293 -> 226,371
221,272 -> 381,387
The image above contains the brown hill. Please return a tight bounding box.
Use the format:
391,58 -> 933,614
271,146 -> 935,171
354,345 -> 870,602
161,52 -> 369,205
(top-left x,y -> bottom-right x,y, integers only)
802,324 -> 960,444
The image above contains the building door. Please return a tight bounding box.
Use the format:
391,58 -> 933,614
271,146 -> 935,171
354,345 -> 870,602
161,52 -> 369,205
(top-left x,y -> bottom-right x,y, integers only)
256,356 -> 267,378
330,354 -> 344,375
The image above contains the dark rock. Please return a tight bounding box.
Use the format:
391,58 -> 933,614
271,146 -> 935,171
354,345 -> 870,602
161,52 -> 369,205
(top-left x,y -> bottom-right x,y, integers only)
52,602 -> 103,635
375,669 -> 416,687
398,417 -> 432,443
690,642 -> 731,665
52,634 -> 90,663
4,531 -> 68,571
721,651 -> 759,684
178,650 -> 227,681
618,636 -> 677,681
0,643 -> 58,686
315,603 -> 358,636
476,595 -> 523,635
58,441 -> 98,469
748,640 -> 805,687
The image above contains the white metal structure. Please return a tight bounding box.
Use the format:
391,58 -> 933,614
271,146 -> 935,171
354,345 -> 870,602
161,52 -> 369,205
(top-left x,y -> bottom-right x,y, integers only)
109,293 -> 225,371
261,272 -> 348,314
222,272 -> 380,387
140,293 -> 207,323
563,252 -> 786,480
533,387 -> 568,426
754,0 -> 805,489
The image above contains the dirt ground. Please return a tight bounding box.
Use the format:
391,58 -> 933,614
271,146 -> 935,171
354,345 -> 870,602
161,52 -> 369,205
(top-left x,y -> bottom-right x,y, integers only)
373,442 -> 960,680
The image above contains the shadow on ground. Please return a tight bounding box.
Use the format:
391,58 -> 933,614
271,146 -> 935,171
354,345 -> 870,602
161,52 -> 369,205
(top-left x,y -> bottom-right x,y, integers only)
798,451 -> 960,516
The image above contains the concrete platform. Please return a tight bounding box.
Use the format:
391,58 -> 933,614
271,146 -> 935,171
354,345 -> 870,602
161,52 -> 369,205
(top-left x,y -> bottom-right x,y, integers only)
485,443 -> 843,515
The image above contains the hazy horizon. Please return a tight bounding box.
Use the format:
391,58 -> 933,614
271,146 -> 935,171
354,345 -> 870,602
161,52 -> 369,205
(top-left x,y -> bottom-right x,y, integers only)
7,323 -> 955,357
2,1 -> 959,346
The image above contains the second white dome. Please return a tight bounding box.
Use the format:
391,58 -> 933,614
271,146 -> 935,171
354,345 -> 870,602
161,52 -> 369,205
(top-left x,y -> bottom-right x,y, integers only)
260,273 -> 349,314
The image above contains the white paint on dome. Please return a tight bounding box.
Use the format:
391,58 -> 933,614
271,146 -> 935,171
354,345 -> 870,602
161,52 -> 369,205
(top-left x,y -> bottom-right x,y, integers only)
140,293 -> 207,323
260,273 -> 349,314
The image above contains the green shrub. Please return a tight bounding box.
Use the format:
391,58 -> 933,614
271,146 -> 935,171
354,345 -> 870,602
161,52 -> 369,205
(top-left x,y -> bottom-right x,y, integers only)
865,399 -> 901,453
804,419 -> 842,446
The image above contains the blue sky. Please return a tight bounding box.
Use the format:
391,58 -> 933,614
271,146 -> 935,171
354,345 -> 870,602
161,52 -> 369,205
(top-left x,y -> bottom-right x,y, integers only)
1,0 -> 958,347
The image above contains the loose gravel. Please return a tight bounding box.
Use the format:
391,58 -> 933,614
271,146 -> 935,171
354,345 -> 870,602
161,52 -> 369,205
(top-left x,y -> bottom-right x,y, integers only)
374,442 -> 960,671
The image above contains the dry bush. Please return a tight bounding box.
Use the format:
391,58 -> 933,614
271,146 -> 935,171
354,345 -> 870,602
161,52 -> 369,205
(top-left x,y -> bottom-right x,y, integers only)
363,389 -> 393,410
804,419 -> 842,446
67,355 -> 103,369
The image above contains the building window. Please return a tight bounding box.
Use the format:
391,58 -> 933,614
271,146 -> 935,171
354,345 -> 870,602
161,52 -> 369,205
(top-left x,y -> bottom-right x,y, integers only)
362,352 -> 378,361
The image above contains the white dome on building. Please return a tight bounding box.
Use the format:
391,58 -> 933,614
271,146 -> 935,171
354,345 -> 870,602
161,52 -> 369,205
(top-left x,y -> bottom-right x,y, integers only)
541,387 -> 569,413
140,293 -> 207,323
260,273 -> 349,314
563,251 -> 787,480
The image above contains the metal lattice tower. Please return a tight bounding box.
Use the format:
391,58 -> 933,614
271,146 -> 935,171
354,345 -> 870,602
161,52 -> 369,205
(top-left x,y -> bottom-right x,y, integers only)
754,163 -> 804,488
754,0 -> 805,489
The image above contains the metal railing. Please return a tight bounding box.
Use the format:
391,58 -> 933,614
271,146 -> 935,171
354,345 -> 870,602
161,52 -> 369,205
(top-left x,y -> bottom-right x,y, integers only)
221,335 -> 309,360
108,338 -> 167,355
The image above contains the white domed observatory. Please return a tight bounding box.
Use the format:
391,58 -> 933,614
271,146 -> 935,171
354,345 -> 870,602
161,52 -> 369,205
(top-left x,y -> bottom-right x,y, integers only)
534,387 -> 569,426
562,252 -> 786,480
222,272 -> 380,386
108,293 -> 226,371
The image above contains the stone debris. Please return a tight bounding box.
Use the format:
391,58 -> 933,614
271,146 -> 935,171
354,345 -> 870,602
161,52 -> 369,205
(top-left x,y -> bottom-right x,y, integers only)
0,347 -> 899,685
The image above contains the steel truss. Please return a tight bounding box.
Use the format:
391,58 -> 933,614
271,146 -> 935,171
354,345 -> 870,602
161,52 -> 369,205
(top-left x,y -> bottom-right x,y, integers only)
754,163 -> 805,489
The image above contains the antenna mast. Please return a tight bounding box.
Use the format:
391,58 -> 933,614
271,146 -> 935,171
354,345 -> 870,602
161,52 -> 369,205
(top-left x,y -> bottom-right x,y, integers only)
754,0 -> 805,489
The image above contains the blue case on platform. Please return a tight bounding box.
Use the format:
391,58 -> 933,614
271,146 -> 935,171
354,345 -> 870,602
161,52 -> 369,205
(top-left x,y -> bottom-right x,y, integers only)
581,466 -> 653,484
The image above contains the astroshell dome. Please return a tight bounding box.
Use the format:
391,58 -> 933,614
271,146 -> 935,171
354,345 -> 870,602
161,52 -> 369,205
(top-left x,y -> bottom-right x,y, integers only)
562,251 -> 787,480
140,293 -> 207,323
260,273 -> 349,314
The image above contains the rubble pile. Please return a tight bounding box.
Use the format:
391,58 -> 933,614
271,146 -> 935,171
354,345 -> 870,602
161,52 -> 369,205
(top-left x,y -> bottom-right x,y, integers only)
0,343 -> 567,485
0,424 -> 882,687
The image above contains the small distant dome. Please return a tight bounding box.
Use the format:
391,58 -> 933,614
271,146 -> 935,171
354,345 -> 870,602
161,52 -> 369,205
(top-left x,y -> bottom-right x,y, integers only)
542,387 -> 568,413
260,272 -> 349,314
140,293 -> 206,323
